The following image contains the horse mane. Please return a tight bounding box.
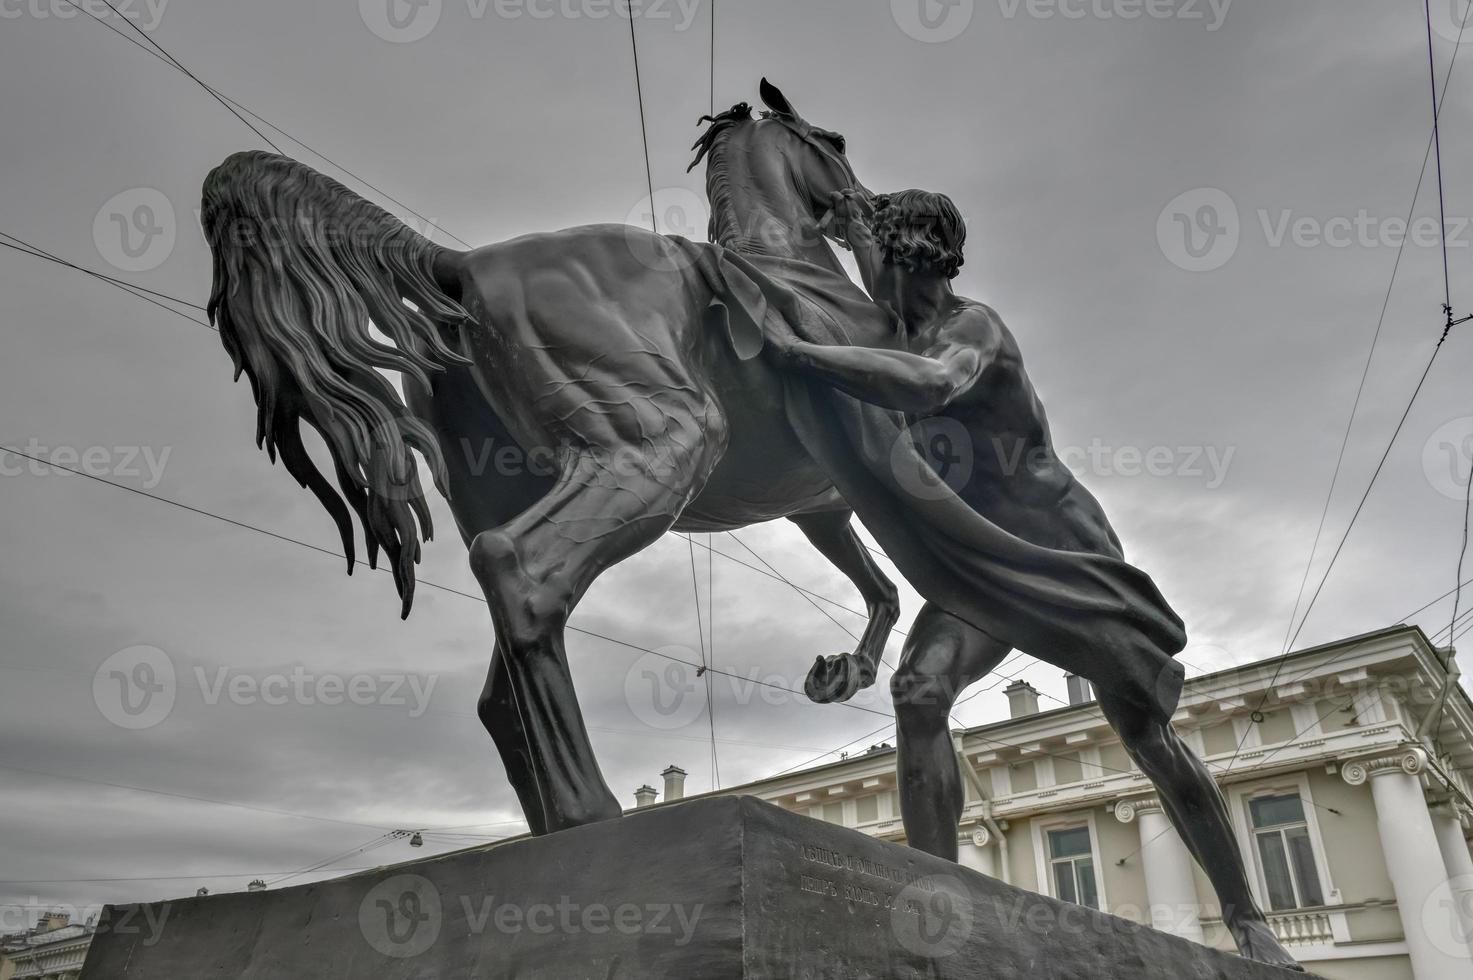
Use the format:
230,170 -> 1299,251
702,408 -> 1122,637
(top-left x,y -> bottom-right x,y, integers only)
689,103 -> 756,251
202,150 -> 472,617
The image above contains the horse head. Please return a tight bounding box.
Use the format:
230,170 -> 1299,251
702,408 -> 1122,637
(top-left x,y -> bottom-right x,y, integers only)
689,79 -> 871,264
754,78 -> 872,213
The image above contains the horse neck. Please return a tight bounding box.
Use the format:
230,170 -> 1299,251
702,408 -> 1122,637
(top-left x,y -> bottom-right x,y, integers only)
704,135 -> 845,274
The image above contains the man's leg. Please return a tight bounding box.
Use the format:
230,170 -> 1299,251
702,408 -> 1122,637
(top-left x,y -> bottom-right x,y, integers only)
892,602 -> 1012,861
1097,689 -> 1302,970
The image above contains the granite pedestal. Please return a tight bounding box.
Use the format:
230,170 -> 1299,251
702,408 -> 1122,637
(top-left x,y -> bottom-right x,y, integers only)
80,796 -> 1310,979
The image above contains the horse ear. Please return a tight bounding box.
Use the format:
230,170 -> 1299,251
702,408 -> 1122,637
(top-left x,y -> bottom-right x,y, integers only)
759,77 -> 797,119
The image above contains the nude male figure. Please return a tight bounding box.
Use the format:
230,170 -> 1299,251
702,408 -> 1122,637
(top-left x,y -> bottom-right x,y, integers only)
768,189 -> 1298,969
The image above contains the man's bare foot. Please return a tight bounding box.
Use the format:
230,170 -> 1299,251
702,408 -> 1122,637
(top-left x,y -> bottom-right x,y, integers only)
804,652 -> 875,704
1229,915 -> 1303,972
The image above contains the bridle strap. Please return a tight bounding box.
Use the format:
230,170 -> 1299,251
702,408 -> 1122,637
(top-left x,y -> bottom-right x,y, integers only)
773,115 -> 853,181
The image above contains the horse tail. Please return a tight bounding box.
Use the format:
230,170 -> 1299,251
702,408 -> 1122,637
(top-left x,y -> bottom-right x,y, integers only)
201,150 -> 472,618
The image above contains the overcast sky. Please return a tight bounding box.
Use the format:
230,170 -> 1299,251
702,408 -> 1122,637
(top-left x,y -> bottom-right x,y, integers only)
3,0 -> 1473,930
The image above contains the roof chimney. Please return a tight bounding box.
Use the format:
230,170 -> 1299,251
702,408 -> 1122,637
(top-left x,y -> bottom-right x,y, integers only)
36,911 -> 69,934
1005,680 -> 1041,719
633,784 -> 659,808
1065,674 -> 1095,706
661,765 -> 687,802
247,880 -> 267,893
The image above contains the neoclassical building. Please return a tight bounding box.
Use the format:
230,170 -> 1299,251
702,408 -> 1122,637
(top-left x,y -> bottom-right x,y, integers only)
0,912 -> 93,980
637,625 -> 1473,980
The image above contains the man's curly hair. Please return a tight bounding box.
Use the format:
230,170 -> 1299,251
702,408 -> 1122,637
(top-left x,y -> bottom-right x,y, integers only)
872,189 -> 966,279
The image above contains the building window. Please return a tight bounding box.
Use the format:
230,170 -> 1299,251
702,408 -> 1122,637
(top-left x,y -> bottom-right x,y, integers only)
822,801 -> 845,826
855,794 -> 879,824
1047,826 -> 1100,909
1249,793 -> 1324,911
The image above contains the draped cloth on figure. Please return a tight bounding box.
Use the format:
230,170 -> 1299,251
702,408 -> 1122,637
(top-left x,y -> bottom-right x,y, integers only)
678,239 -> 1188,723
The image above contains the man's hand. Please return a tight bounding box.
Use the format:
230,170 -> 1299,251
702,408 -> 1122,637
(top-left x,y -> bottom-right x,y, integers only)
824,190 -> 872,250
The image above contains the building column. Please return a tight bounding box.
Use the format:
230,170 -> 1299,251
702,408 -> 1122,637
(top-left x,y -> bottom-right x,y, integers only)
1343,749 -> 1471,978
956,826 -> 996,878
1430,801 -> 1473,949
1115,797 -> 1204,944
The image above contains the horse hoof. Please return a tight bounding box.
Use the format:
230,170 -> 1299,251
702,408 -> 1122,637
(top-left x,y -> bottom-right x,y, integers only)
804,653 -> 865,704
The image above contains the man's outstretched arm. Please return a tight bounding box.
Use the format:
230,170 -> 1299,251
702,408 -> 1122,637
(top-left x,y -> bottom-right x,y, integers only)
781,340 -> 984,415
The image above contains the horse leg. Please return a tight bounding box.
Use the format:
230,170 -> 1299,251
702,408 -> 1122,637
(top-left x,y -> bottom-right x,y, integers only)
476,645 -> 548,836
789,510 -> 901,704
468,410 -> 728,832
407,367 -> 557,835
891,602 -> 1012,860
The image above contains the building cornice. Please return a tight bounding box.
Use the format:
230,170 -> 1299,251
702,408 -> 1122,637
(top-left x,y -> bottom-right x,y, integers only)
984,720 -> 1418,821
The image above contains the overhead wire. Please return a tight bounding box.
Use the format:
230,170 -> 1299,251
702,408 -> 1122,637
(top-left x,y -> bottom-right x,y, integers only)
58,0 -> 474,249
1222,3 -> 1472,771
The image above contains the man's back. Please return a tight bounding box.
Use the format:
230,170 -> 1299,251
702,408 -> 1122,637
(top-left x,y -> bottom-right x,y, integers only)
916,300 -> 1124,558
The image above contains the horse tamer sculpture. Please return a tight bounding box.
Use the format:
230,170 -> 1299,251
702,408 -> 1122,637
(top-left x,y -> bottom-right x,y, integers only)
199,79 -> 1298,969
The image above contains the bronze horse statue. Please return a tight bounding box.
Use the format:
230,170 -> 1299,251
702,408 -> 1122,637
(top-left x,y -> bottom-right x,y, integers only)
202,79 -> 1296,967
202,80 -> 896,837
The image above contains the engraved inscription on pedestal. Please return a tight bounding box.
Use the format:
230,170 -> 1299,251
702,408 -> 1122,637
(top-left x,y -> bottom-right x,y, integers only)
798,841 -> 931,910
793,839 -> 977,960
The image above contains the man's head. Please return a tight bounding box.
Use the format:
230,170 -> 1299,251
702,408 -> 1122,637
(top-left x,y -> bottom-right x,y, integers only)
872,190 -> 966,280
